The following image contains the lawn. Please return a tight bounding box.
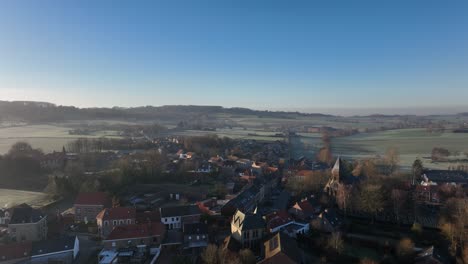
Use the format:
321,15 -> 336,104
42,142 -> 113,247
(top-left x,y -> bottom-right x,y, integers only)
0,188 -> 53,208
332,128 -> 468,170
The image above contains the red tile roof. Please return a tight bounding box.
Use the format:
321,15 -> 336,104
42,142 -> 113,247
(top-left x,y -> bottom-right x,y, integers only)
136,210 -> 161,224
96,207 -> 136,221
105,222 -> 165,241
0,242 -> 32,261
296,170 -> 314,177
74,192 -> 110,206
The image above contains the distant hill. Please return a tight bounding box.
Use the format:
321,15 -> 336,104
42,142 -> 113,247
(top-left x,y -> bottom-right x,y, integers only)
0,100 -> 333,123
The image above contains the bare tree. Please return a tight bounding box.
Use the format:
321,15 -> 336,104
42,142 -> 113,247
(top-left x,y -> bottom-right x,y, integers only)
327,232 -> 344,254
391,189 -> 407,224
396,237 -> 414,257
238,249 -> 256,264
385,147 -> 400,175
201,244 -> 219,264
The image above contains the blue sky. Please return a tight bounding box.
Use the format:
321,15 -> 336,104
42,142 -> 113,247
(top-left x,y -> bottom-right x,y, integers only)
1,0 -> 467,113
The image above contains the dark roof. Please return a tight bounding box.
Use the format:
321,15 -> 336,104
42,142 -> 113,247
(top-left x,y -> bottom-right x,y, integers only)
183,223 -> 208,235
9,204 -> 45,224
31,236 -> 76,256
222,184 -> 260,212
232,210 -> 265,231
160,205 -> 201,218
273,190 -> 290,211
74,192 -> 110,206
424,170 -> 468,183
0,242 -> 32,261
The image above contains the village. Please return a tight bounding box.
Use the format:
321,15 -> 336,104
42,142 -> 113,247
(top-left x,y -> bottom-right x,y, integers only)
0,133 -> 467,264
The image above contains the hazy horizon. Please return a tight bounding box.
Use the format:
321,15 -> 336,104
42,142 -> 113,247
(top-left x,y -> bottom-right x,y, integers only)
2,99 -> 468,117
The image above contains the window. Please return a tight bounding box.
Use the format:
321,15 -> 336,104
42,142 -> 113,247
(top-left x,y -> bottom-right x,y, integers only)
269,236 -> 279,250
127,219 -> 131,224
176,217 -> 179,221
104,221 -> 109,226
202,235 -> 205,239
112,242 -> 116,247
172,217 -> 174,221
196,235 -> 200,240
119,220 -> 124,225
189,236 -> 192,240
113,220 -> 117,226
76,208 -> 81,214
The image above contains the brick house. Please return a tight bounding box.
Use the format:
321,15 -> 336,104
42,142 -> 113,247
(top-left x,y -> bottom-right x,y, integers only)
96,207 -> 136,238
102,222 -> 166,250
74,192 -> 111,223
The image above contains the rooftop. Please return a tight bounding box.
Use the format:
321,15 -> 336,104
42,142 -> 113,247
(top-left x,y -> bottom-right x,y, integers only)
9,204 -> 45,224
232,209 -> 265,231
160,205 -> 200,218
105,222 -> 165,241
74,192 -> 110,206
97,207 -> 136,221
31,236 -> 76,256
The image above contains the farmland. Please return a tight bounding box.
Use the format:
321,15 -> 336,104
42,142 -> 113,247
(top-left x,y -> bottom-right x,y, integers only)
331,128 -> 468,170
0,188 -> 53,209
0,123 -> 121,154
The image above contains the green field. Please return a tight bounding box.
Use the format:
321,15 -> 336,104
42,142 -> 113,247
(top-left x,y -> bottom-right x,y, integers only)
332,128 -> 468,170
0,124 -> 121,154
0,189 -> 53,208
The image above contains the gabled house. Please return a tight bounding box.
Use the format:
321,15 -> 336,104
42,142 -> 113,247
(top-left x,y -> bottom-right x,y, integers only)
230,209 -> 265,249
183,223 -> 208,250
102,222 -> 166,250
96,207 -> 137,238
30,236 -> 79,264
8,204 -> 47,242
74,192 -> 111,223
293,170 -> 314,181
289,199 -> 320,220
259,232 -> 305,264
160,205 -> 201,230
